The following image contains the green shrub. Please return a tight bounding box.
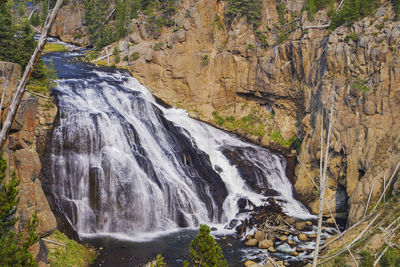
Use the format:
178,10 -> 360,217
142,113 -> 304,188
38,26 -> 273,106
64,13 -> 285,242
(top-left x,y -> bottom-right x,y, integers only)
188,225 -> 227,267
270,130 -> 301,149
247,43 -> 255,50
344,32 -> 358,43
113,46 -> 121,63
74,32 -> 83,39
212,111 -> 224,125
277,2 -> 287,25
256,31 -> 269,47
130,51 -> 140,61
277,31 -> 289,44
225,0 -> 263,26
202,54 -> 210,65
351,77 -> 370,92
154,41 -> 164,51
381,247 -> 400,267
150,254 -> 166,267
213,14 -> 223,31
376,22 -> 385,30
360,250 -> 374,267
30,11 -> 40,26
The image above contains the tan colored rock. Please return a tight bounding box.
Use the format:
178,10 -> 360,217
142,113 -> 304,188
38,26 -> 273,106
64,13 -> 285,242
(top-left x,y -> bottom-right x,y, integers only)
50,3 -> 88,46
279,235 -> 288,241
245,239 -> 258,246
268,247 -> 276,253
298,233 -> 308,241
254,230 -> 265,242
245,260 -> 257,267
258,239 -> 273,249
14,149 -> 57,237
295,222 -> 307,231
287,239 -> 296,246
308,233 -> 317,239
291,251 -> 299,256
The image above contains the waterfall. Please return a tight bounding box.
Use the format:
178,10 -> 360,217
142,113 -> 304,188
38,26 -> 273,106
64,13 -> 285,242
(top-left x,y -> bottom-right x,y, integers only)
42,52 -> 310,238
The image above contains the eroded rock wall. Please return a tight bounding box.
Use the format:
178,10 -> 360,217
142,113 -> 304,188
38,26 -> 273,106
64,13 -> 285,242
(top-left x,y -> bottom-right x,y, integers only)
53,0 -> 400,224
0,62 -> 57,237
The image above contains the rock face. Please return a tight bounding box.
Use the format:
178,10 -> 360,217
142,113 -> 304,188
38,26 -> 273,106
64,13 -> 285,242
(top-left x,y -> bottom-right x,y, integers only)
47,0 -> 400,225
49,3 -> 89,46
0,62 -> 57,237
95,0 -> 400,225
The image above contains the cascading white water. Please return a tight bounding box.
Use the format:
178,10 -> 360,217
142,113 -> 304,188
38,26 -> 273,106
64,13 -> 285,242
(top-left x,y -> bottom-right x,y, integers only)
42,51 -> 311,239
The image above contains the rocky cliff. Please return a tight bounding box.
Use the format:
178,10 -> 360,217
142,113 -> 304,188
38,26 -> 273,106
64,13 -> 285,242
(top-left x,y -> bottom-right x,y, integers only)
53,0 -> 400,226
93,0 -> 400,226
0,61 -> 57,263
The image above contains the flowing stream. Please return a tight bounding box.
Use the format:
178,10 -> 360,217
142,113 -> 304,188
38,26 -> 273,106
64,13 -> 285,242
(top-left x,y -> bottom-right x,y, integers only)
41,47 -> 313,266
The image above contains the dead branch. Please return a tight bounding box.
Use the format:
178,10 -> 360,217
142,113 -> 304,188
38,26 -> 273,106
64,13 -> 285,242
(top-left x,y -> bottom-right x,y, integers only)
364,184 -> 374,219
313,90 -> 335,267
370,161 -> 400,215
42,238 -> 66,247
318,212 -> 381,264
374,246 -> 388,267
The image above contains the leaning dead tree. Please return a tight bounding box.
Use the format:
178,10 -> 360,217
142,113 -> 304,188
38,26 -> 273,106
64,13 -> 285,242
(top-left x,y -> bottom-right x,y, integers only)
0,0 -> 64,149
312,89 -> 335,267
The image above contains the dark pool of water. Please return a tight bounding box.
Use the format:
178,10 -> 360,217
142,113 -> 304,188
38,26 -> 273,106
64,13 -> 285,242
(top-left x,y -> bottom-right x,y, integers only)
83,230 -> 253,267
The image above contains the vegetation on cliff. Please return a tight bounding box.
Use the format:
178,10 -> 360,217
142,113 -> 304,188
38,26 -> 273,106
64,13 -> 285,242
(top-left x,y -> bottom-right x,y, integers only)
306,0 -> 400,29
0,154 -> 40,266
46,230 -> 97,267
225,0 -> 263,27
0,0 -> 57,94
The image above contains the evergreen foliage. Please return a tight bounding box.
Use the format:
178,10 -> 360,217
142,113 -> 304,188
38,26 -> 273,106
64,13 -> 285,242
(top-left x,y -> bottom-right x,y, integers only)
115,0 -> 128,39
83,0 -> 110,47
188,225 -> 227,267
41,0 -> 48,25
225,0 -> 263,27
30,11 -> 40,26
0,154 -> 40,267
394,0 -> 400,19
150,254 -> 167,267
0,0 -> 15,63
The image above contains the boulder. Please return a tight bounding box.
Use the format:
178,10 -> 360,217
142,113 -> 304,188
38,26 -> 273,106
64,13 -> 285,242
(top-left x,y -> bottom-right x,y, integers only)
285,216 -> 296,225
246,234 -> 253,240
268,247 -> 276,253
258,239 -> 273,249
279,235 -> 288,241
295,222 -> 307,231
298,233 -> 308,241
144,48 -> 153,62
291,251 -> 299,256
245,239 -> 258,246
287,240 -> 296,246
254,230 -> 265,241
171,29 -> 186,43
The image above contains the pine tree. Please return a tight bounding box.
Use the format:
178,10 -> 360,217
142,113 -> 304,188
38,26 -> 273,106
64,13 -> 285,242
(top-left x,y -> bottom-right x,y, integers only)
188,225 -> 227,267
0,154 -> 40,267
41,0 -> 49,25
0,0 -> 16,63
115,0 -> 128,39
